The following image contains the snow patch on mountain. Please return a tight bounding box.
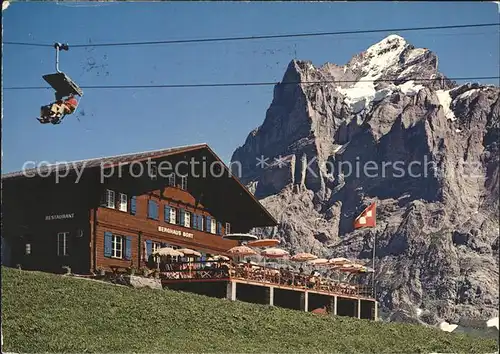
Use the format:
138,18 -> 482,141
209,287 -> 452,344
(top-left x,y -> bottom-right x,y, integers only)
399,80 -> 425,96
436,89 -> 457,121
337,82 -> 376,114
458,88 -> 481,100
406,48 -> 428,64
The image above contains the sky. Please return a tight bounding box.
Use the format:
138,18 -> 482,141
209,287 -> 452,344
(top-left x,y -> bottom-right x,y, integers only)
2,1 -> 499,173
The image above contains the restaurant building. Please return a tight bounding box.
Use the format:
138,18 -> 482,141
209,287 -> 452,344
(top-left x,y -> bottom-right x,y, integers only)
1,144 -> 277,274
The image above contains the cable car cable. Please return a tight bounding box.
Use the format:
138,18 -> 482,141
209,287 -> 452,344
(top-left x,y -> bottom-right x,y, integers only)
5,76 -> 500,91
3,22 -> 499,48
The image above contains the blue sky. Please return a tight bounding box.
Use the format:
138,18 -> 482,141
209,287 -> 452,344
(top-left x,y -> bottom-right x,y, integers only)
2,1 -> 499,173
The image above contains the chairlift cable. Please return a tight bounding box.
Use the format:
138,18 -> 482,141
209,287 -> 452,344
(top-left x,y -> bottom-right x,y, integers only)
5,76 -> 500,91
3,23 -> 499,48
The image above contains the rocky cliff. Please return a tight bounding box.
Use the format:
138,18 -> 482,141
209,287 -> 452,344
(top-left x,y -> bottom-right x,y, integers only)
230,35 -> 499,325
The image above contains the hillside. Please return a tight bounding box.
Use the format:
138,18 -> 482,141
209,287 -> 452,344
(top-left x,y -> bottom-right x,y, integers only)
231,34 -> 499,324
1,267 -> 498,353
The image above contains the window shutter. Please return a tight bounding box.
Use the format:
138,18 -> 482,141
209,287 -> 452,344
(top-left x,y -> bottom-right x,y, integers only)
130,196 -> 136,215
104,232 -> 112,257
148,200 -> 158,219
193,213 -> 198,229
125,236 -> 132,260
205,216 -> 211,232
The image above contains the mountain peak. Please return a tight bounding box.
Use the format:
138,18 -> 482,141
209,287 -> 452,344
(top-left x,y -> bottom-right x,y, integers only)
367,34 -> 407,53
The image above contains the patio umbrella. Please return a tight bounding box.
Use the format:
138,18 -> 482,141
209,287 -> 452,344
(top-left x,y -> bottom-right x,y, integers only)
308,258 -> 329,266
260,247 -> 289,269
291,253 -> 318,262
178,248 -> 202,257
153,247 -> 184,257
223,233 -> 259,242
227,245 -> 258,256
328,257 -> 351,265
260,247 -> 289,258
152,247 -> 184,272
227,245 -> 258,262
247,239 -> 280,248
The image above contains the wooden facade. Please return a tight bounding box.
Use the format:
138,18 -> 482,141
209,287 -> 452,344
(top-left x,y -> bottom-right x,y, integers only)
1,144 -> 277,274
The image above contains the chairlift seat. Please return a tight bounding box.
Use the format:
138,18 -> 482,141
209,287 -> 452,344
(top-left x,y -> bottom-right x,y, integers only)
42,72 -> 83,97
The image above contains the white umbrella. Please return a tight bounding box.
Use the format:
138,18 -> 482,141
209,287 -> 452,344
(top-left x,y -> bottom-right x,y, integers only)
260,247 -> 290,270
261,248 -> 289,258
328,257 -> 351,265
153,247 -> 184,257
227,245 -> 258,256
291,253 -> 318,262
227,245 -> 258,263
308,258 -> 329,266
178,248 -> 202,257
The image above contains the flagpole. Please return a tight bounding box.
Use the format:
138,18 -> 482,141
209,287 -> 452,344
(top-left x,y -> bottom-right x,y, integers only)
371,230 -> 376,299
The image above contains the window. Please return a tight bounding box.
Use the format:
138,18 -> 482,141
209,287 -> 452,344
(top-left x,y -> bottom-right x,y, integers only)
152,241 -> 161,254
180,176 -> 188,190
148,200 -> 159,220
210,218 -> 216,234
112,235 -> 123,258
225,222 -> 231,235
164,205 -> 171,223
106,189 -> 115,209
178,209 -> 185,226
57,232 -> 69,256
168,173 -> 176,187
169,207 -> 177,224
130,196 -> 137,215
216,222 -> 222,235
104,232 -> 132,260
205,216 -> 211,232
184,211 -> 191,228
25,243 -> 31,255
119,193 -> 128,212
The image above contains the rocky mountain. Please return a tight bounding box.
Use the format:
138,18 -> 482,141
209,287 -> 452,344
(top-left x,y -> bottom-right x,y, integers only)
230,35 -> 499,325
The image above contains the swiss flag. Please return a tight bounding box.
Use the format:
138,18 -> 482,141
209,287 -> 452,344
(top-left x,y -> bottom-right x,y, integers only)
354,202 -> 376,229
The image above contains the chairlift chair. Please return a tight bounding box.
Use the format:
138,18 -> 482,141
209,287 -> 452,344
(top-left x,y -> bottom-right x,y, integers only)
38,43 -> 83,125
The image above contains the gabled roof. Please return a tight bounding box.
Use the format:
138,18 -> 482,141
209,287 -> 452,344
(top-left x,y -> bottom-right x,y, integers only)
1,143 -> 208,180
1,143 -> 278,229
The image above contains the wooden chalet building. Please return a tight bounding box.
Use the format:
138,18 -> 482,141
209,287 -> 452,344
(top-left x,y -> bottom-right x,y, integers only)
1,144 -> 277,274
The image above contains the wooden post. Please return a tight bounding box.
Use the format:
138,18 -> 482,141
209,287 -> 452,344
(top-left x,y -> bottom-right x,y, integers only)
357,299 -> 361,319
374,301 -> 378,321
333,296 -> 338,316
269,286 -> 274,306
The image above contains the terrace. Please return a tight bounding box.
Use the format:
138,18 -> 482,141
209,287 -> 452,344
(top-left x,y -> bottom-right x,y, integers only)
156,258 -> 377,320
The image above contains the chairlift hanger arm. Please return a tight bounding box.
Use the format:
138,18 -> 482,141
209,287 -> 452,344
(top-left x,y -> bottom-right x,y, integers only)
54,42 -> 69,73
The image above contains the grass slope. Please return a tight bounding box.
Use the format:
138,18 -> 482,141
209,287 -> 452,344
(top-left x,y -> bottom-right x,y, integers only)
1,267 -> 498,353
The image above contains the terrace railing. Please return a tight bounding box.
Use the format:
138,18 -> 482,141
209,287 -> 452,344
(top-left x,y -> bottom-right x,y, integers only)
157,261 -> 374,299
